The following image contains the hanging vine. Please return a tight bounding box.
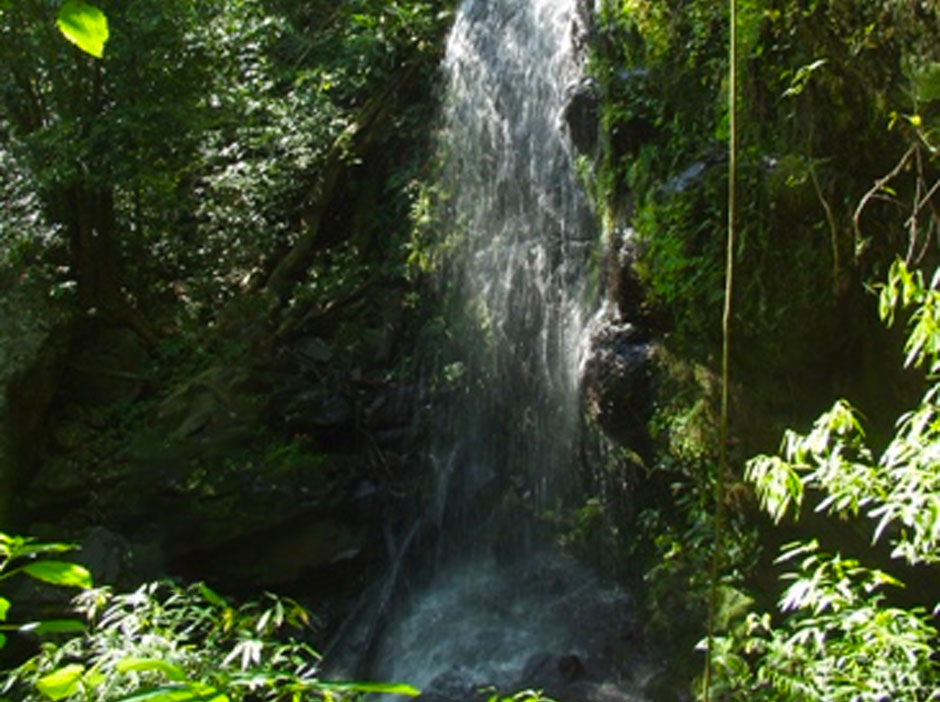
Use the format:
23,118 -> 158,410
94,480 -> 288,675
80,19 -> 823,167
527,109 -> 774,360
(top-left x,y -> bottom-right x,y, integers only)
703,0 -> 736,698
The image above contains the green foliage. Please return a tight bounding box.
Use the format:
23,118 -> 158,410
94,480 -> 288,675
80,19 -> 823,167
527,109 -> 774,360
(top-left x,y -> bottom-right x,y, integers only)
707,261 -> 940,700
5,581 -> 419,702
0,533 -> 92,652
594,0 -> 940,367
1,0 -> 449,327
709,542 -> 938,701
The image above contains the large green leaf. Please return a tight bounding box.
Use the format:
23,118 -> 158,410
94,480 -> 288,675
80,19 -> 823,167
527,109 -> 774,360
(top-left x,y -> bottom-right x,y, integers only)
36,664 -> 85,700
116,658 -> 187,682
19,619 -> 87,634
56,0 -> 109,58
0,535 -> 75,562
22,560 -> 93,588
0,633 -> 6,649
0,596 -> 10,621
319,680 -> 421,697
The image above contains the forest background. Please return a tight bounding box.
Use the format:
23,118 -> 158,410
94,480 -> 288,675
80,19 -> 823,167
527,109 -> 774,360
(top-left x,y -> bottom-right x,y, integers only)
1,1 -> 939,701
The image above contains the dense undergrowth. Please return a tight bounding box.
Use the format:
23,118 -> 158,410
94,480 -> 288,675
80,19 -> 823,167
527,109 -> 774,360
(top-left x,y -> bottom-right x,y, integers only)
584,1 -> 940,699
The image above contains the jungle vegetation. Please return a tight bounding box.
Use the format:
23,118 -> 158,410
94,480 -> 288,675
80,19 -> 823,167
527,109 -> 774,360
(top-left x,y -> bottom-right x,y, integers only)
1,0 -> 939,700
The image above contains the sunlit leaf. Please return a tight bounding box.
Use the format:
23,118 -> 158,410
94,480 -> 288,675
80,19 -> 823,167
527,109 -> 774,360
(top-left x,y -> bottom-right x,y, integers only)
318,680 -> 421,697
56,0 -> 109,58
36,664 -> 85,700
6,541 -> 76,560
0,597 -> 9,621
22,561 -> 93,588
19,619 -> 86,634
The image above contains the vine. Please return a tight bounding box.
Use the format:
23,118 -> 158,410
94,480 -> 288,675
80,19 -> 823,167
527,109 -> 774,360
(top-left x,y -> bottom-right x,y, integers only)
703,0 -> 737,698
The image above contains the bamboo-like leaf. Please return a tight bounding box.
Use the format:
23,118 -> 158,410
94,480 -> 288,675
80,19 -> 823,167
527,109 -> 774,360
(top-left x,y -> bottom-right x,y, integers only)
56,0 -> 109,58
22,561 -> 93,588
318,680 -> 421,697
6,541 -> 76,560
196,583 -> 227,608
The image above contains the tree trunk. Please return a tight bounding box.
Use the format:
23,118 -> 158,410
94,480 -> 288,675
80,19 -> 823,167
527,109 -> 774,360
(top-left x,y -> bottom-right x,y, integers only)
63,184 -> 121,312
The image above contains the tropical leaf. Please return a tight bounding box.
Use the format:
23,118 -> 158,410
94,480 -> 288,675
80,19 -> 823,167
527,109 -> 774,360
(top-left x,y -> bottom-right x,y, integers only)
36,664 -> 85,700
22,561 -> 93,588
18,619 -> 87,634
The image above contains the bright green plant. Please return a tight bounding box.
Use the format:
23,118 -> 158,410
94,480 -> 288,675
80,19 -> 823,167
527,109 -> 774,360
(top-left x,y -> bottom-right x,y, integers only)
4,580 -> 418,702
705,259 -> 940,701
707,541 -> 937,701
0,533 -> 93,653
56,1 -> 109,58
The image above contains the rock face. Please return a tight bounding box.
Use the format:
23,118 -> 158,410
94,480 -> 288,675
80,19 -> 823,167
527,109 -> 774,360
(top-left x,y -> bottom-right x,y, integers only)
581,310 -> 655,448
563,77 -> 600,155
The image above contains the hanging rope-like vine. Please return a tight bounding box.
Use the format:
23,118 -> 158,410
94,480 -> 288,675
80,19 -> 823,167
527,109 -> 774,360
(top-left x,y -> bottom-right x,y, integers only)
703,0 -> 736,699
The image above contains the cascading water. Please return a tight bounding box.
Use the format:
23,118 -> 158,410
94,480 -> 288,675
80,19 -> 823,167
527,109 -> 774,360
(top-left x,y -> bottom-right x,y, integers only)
423,0 -> 596,557
333,0 -> 653,698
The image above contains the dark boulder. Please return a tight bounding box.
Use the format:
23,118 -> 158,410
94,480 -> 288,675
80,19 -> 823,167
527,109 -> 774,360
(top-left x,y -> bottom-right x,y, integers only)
581,313 -> 655,447
563,77 -> 600,155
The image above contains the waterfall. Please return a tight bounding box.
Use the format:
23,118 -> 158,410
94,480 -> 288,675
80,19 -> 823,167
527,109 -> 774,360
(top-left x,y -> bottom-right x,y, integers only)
331,0 -> 653,697
424,0 -> 597,553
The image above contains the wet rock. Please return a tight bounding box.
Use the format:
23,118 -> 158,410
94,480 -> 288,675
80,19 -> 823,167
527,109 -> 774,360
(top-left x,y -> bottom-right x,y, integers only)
558,681 -> 647,702
293,390 -> 355,428
295,335 -> 334,364
522,652 -> 586,689
363,383 -> 416,430
664,162 -> 707,195
183,517 -> 370,590
608,228 -> 650,324
157,367 -> 256,444
663,151 -> 725,194
581,314 -> 655,447
79,526 -> 132,585
563,77 -> 599,154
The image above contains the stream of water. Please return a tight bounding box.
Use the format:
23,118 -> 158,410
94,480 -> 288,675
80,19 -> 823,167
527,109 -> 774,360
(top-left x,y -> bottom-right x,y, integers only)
336,1 -> 652,698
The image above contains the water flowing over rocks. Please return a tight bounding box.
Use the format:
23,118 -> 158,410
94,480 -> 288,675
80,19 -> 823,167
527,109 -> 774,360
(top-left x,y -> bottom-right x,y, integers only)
334,0 -> 659,698
372,554 -> 653,702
